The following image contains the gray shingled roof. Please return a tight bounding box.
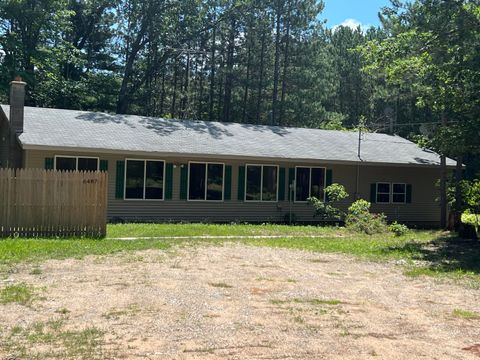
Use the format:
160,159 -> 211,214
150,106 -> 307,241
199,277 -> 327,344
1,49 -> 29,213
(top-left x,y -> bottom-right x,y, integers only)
1,105 -> 454,166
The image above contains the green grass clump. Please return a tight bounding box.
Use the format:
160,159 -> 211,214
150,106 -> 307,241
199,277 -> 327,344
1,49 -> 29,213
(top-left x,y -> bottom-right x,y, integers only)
3,320 -> 104,359
208,282 -> 233,288
452,309 -> 480,319
29,267 -> 42,275
271,298 -> 341,306
0,283 -> 35,305
299,298 -> 341,306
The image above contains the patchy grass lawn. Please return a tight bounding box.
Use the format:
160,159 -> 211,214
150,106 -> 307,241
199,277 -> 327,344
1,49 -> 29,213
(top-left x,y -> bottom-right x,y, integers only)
0,283 -> 36,305
0,238 -> 171,265
106,222 -> 348,238
3,319 -> 105,359
1,245 -> 478,359
1,223 -> 479,287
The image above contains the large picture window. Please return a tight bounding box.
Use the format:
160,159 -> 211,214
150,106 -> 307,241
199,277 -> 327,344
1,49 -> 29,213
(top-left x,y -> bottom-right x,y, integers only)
188,162 -> 224,201
245,165 -> 278,202
55,156 -> 99,171
125,159 -> 164,200
295,167 -> 326,202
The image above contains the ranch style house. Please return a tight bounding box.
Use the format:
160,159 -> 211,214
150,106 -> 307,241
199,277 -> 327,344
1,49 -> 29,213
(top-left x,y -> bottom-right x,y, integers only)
0,80 -> 455,226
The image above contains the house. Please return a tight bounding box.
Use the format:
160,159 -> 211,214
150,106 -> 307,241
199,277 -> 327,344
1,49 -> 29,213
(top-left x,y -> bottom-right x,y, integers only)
0,80 -> 456,226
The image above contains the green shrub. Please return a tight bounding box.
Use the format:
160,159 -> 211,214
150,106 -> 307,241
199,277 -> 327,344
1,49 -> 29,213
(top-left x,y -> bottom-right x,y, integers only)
345,199 -> 387,235
388,222 -> 409,237
308,183 -> 349,221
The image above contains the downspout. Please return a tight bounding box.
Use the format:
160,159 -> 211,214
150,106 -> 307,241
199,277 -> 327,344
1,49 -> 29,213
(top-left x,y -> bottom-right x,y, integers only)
355,123 -> 363,199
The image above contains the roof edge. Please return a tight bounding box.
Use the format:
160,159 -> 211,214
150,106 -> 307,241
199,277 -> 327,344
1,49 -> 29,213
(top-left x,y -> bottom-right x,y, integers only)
21,144 -> 457,169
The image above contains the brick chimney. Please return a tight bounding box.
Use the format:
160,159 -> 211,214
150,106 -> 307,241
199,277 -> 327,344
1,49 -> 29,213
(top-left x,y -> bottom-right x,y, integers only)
9,76 -> 27,134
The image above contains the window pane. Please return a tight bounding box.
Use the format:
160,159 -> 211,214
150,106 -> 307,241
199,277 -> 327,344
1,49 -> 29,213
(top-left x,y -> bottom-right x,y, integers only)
145,161 -> 164,199
377,193 -> 390,203
393,183 -> 405,194
189,163 -> 206,200
78,158 -> 98,171
310,168 -> 325,199
56,157 -> 76,171
393,194 -> 406,203
377,183 -> 390,193
295,167 -> 310,201
125,160 -> 144,199
246,166 -> 262,201
262,166 -> 277,201
207,164 -> 224,200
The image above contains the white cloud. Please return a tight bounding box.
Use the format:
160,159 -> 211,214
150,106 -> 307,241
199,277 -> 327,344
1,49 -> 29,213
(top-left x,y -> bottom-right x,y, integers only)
332,18 -> 371,32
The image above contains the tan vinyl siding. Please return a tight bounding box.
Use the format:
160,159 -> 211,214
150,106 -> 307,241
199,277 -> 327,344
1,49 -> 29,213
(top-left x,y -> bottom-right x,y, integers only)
24,149 -> 442,226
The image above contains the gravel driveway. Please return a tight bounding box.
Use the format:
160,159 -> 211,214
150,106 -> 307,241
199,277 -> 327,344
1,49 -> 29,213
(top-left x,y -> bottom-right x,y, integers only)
1,244 -> 479,359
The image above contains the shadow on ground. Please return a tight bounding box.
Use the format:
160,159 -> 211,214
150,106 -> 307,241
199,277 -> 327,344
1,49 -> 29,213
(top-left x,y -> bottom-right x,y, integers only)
387,235 -> 480,275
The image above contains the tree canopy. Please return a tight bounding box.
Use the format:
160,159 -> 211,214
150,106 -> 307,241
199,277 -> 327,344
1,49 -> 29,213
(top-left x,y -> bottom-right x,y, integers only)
0,0 -> 478,178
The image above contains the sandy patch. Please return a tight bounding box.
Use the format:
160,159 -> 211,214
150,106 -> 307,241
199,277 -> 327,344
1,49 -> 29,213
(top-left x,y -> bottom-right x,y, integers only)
1,244 -> 479,359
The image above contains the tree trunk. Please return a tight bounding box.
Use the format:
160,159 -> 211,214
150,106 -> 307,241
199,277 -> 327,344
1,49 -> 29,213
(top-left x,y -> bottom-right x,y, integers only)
279,0 -> 292,126
116,54 -> 137,114
160,67 -> 166,116
116,19 -> 148,114
217,52 -> 225,121
256,27 -> 266,124
171,58 -> 179,118
198,49 -> 205,119
208,26 -> 216,121
440,113 -> 448,229
223,19 -> 236,122
181,52 -> 191,118
242,35 -> 252,123
271,6 -> 282,125
452,155 -> 464,230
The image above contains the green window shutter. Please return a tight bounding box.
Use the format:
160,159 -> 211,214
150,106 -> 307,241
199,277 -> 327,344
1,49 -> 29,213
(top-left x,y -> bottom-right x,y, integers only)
180,165 -> 188,200
288,168 -> 295,201
237,166 -> 245,201
325,169 -> 333,202
224,165 -> 232,200
165,163 -> 173,200
406,184 -> 412,204
100,160 -> 108,171
370,183 -> 377,204
115,160 -> 125,199
45,157 -> 54,170
326,169 -> 333,187
278,167 -> 286,201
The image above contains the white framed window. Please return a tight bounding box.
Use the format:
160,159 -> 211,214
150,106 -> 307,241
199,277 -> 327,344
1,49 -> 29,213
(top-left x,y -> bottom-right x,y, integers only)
54,155 -> 99,171
376,183 -> 391,204
392,183 -> 407,204
124,159 -> 165,200
245,164 -> 279,202
188,162 -> 225,201
294,166 -> 326,202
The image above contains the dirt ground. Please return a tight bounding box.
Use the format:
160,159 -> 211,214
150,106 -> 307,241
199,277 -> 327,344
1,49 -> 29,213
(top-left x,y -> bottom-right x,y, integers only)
1,244 -> 479,359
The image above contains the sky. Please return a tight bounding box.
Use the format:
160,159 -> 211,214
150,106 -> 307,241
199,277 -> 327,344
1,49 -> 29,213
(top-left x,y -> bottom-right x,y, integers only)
320,0 -> 391,30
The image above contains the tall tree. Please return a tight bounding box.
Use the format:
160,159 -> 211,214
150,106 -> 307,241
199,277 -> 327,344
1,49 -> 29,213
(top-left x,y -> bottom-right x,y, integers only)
360,0 -> 480,227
